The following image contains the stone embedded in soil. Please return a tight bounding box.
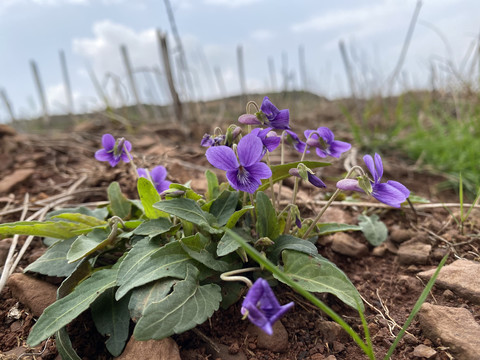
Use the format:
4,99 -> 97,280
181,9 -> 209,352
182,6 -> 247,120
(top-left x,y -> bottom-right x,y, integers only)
0,169 -> 34,193
320,207 -> 353,224
397,242 -> 431,265
6,273 -> 57,317
247,321 -> 288,353
389,226 -> 412,244
114,336 -> 181,360
412,344 -> 437,358
317,320 -> 349,343
417,302 -> 480,360
330,232 -> 368,258
417,259 -> 480,305
205,343 -> 247,360
0,238 -> 12,265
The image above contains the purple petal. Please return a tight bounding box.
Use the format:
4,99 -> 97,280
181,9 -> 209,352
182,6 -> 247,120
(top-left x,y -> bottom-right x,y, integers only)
101,134 -> 115,151
206,146 -> 238,171
374,153 -> 383,180
201,134 -> 214,147
263,136 -> 281,152
238,114 -> 261,125
363,155 -> 377,182
237,134 -> 264,167
372,183 -> 408,208
108,157 -> 120,167
307,173 -> 326,188
315,127 -> 334,144
156,180 -> 171,193
256,127 -> 272,138
95,149 -> 112,162
336,179 -> 364,192
270,109 -> 290,130
226,168 -> 262,194
295,216 -> 302,229
268,302 -> 295,325
242,278 -> 264,307
386,180 -> 410,197
315,148 -> 328,158
304,129 -> 316,141
245,306 -> 273,335
246,162 -> 272,181
260,96 -> 279,118
329,140 -> 351,158
120,153 -> 131,163
124,140 -> 132,153
137,168 -> 148,178
151,166 -> 167,183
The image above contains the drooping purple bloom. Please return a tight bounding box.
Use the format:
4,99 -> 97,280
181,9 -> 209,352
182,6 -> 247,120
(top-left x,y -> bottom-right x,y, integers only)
304,127 -> 351,158
138,166 -> 171,194
251,127 -> 280,153
241,278 -> 294,335
289,168 -> 326,188
284,130 -> 307,153
336,153 -> 410,208
238,113 -> 261,125
95,134 -> 132,167
201,133 -> 225,147
206,133 -> 272,193
260,96 -> 290,130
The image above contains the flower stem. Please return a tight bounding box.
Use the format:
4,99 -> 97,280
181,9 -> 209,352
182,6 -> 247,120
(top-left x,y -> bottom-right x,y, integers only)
276,131 -> 286,210
220,267 -> 261,288
265,152 -> 276,207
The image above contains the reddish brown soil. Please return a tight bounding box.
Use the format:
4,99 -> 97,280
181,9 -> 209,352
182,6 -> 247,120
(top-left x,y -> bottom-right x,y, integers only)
0,109 -> 478,360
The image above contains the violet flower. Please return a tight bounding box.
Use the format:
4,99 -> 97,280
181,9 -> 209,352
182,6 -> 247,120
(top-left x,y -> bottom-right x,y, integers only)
336,153 -> 410,208
138,166 -> 171,194
289,168 -> 326,188
251,127 -> 281,153
95,134 -> 132,167
260,96 -> 290,130
201,133 -> 225,147
304,127 -> 351,158
284,130 -> 307,153
206,133 -> 271,193
241,278 -> 294,335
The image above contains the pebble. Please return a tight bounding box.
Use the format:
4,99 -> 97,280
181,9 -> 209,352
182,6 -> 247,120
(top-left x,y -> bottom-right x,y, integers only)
114,336 -> 180,360
397,242 -> 431,265
321,207 -> 353,224
6,273 -> 57,317
330,232 -> 368,258
418,259 -> 480,304
418,302 -> 480,360
317,320 -> 349,343
412,344 -> 437,358
207,343 -> 247,360
247,321 -> 288,353
389,226 -> 412,243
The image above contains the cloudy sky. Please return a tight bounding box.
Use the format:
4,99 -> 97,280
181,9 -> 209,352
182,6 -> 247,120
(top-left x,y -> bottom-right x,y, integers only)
0,0 -> 479,121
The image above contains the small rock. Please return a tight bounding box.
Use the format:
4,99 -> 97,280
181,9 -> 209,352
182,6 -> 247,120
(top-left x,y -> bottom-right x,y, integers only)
418,303 -> 480,360
317,320 -> 349,343
390,226 -> 412,243
115,336 -> 180,360
207,343 -> 247,360
372,243 -> 387,257
248,321 -> 288,353
330,233 -> 368,258
418,259 -> 480,304
430,247 -> 449,261
384,240 -> 398,254
332,341 -> 345,353
325,355 -> 337,360
0,169 -> 34,193
321,207 -> 352,224
412,344 -> 437,358
442,289 -> 455,300
7,273 -> 57,317
310,354 -> 325,360
397,242 -> 431,265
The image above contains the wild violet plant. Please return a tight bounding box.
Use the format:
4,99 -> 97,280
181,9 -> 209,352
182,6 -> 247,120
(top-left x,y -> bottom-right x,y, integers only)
0,96 -> 445,360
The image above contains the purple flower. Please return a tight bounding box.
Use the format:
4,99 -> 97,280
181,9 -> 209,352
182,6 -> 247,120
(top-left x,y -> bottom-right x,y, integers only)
138,166 -> 171,194
336,153 -> 410,208
95,134 -> 132,167
201,133 -> 225,147
289,168 -> 326,188
251,127 -> 280,153
206,133 -> 272,193
260,96 -> 290,130
241,278 -> 294,335
304,127 -> 351,158
284,130 -> 307,153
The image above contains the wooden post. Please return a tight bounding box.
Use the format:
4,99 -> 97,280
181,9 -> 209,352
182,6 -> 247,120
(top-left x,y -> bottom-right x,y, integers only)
281,51 -> 289,92
338,40 -> 357,99
237,45 -> 247,97
156,30 -> 183,125
214,66 -> 227,97
0,89 -> 16,123
86,63 -> 110,109
298,45 -> 308,91
120,44 -> 149,120
30,60 -> 50,125
267,56 -> 277,92
59,50 -> 74,115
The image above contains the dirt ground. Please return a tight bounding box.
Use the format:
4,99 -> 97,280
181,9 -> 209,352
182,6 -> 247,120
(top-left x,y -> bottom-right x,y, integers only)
0,103 -> 479,359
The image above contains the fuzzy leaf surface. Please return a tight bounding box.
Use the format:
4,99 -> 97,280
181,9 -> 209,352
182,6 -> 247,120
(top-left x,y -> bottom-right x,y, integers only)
132,218 -> 173,237
180,234 -> 230,272
267,235 -> 318,261
128,278 -> 177,321
108,182 -> 131,219
133,265 -> 221,340
217,228 -> 252,257
66,228 -> 111,263
358,214 -> 388,246
0,221 -> 91,239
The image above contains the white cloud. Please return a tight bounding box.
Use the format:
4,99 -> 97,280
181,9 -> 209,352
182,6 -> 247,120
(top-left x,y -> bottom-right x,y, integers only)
250,29 -> 274,41
204,0 -> 261,7
46,83 -> 85,114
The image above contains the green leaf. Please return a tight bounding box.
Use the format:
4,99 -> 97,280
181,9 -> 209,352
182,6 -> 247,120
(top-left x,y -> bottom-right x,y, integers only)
220,281 -> 245,310
51,213 -> 107,227
279,250 -> 364,311
258,160 -> 330,192
255,191 -> 279,240
133,218 -> 173,237
224,205 -> 254,229
24,237 -> 79,277
205,170 -> 220,201
66,228 -> 111,263
91,288 -> 131,356
180,234 -> 231,272
55,328 -> 81,360
27,267 -> 118,346
137,177 -> 168,219
169,183 -> 203,201
47,206 -> 108,221
0,221 -> 91,239
128,278 -> 177,321
133,265 -> 221,340
209,191 -> 239,226
153,198 -> 221,234
116,241 -> 196,300
358,214 -> 388,246
108,182 -> 131,219
217,228 -> 253,257
316,223 -> 362,236
267,235 -> 318,261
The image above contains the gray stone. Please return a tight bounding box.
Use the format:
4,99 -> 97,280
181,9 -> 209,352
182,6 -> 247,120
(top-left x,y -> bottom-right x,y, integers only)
397,242 -> 431,265
412,344 -> 436,358
417,303 -> 480,360
330,232 -> 368,258
389,226 -> 412,243
321,207 -> 353,224
248,321 -> 288,353
317,320 -> 349,343
418,259 -> 480,305
115,337 -> 181,360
